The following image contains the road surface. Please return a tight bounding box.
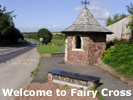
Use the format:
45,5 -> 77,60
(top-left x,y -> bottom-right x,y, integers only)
0,47 -> 40,100
0,39 -> 40,100
0,39 -> 38,64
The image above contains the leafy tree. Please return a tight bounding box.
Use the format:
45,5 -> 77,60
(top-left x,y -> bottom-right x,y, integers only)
126,3 -> 133,42
106,17 -> 113,26
37,28 -> 52,44
10,27 -> 24,43
0,5 -> 23,44
106,14 -> 127,26
33,33 -> 39,40
126,2 -> 133,15
23,32 -> 38,40
119,14 -> 127,20
0,6 -> 16,36
113,14 -> 120,22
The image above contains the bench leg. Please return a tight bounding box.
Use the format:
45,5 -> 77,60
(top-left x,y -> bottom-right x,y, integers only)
48,73 -> 53,82
88,82 -> 96,90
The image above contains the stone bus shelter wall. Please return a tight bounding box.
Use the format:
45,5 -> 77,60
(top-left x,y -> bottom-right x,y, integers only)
65,33 -> 106,65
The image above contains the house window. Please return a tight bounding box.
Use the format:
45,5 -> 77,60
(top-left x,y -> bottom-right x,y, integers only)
75,35 -> 81,49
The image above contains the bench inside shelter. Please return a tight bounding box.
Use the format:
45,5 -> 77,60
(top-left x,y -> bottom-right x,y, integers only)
48,70 -> 101,89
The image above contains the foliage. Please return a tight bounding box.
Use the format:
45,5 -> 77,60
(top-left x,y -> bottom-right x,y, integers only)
127,16 -> 133,43
24,32 -> 65,46
126,2 -> 133,31
102,44 -> 133,78
64,85 -> 68,87
126,3 -> 133,42
50,34 -> 65,46
106,14 -> 127,26
112,38 -> 129,44
106,17 -> 113,26
127,16 -> 133,31
30,68 -> 39,78
79,87 -> 84,90
0,5 -> 23,44
38,28 -> 52,44
52,32 -> 62,35
126,2 -> 133,15
106,39 -> 129,49
23,32 -> 38,40
0,6 -> 15,35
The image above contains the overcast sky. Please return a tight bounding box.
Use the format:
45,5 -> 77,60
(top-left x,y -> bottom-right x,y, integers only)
0,0 -> 131,32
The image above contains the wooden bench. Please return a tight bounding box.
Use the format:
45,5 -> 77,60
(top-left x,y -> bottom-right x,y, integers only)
48,70 -> 101,89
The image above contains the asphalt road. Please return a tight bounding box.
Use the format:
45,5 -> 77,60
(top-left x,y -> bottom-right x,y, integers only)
0,47 -> 40,100
0,39 -> 38,64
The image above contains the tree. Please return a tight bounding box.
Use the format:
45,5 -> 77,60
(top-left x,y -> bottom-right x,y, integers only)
106,17 -> 113,26
0,5 -> 16,36
0,5 -> 23,44
106,14 -> 127,26
126,2 -> 133,15
126,3 -> 133,42
37,28 -> 52,44
113,14 -> 120,22
119,14 -> 127,20
33,33 -> 39,40
10,27 -> 24,43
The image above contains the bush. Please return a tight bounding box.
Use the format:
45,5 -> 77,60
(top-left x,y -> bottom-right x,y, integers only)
106,38 -> 129,49
113,38 -> 129,44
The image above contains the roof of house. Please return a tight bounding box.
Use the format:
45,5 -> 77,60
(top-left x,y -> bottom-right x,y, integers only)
62,6 -> 113,34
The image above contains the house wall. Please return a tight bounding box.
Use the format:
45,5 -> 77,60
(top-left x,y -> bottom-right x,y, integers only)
106,16 -> 131,41
65,33 -> 106,65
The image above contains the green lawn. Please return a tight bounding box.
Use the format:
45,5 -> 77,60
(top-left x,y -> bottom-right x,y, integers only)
61,44 -> 65,49
37,45 -> 63,54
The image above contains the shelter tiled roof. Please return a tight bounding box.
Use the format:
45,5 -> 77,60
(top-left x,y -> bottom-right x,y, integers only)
62,7 -> 112,34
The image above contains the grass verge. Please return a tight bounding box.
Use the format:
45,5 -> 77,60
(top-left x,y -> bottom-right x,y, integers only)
30,56 -> 43,78
30,68 -> 39,78
102,43 -> 133,80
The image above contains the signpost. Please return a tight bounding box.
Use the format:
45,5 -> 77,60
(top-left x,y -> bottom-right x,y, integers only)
40,38 -> 43,42
39,38 -> 43,45
18,38 -> 22,42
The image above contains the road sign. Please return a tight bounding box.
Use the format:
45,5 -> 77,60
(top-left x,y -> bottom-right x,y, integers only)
40,38 -> 43,41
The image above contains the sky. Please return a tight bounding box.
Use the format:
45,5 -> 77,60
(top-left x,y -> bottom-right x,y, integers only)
0,0 -> 132,32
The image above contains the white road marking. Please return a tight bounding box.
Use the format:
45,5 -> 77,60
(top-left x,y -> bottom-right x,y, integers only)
0,47 -> 28,55
12,59 -> 36,65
